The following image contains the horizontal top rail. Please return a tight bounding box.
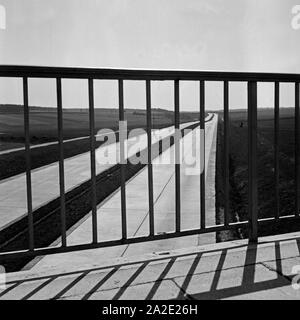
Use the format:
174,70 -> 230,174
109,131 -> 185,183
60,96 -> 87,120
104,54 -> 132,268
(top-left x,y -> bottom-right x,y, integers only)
0,65 -> 300,82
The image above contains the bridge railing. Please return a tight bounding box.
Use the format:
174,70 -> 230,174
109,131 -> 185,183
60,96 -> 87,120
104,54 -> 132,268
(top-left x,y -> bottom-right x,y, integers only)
0,66 -> 300,261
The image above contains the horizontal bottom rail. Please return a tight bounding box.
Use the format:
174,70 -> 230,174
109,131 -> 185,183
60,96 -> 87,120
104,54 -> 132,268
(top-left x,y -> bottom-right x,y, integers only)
0,221 -> 248,261
1,215 -> 300,262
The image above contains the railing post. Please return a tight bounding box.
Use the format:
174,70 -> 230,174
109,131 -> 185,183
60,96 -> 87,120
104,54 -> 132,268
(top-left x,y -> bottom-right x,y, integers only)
118,79 -> 127,240
146,80 -> 155,236
248,81 -> 258,242
223,81 -> 230,226
88,78 -> 98,243
274,81 -> 280,220
23,77 -> 34,251
174,80 -> 181,232
56,77 -> 67,247
200,80 -> 206,229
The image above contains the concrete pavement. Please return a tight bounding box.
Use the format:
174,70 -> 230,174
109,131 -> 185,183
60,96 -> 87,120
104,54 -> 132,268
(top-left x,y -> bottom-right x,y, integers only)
1,232 -> 300,300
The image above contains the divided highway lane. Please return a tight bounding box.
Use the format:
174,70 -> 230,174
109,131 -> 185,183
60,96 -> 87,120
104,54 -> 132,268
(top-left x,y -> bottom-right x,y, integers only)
0,122 -> 196,231
28,114 -> 218,272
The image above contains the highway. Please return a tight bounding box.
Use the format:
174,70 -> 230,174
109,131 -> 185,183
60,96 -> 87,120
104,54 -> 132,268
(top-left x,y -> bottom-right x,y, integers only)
27,114 -> 218,272
0,121 -> 197,232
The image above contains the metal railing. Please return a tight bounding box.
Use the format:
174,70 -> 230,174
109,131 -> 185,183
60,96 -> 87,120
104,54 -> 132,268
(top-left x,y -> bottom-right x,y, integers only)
0,66 -> 300,261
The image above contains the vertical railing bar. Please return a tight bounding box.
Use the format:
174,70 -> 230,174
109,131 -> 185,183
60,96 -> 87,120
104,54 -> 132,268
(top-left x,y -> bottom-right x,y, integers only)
146,80 -> 155,236
248,81 -> 258,242
274,81 -> 280,220
295,82 -> 300,216
174,80 -> 181,232
88,78 -> 98,243
23,77 -> 34,251
56,77 -> 67,247
224,80 -> 230,226
118,79 -> 127,240
200,80 -> 206,229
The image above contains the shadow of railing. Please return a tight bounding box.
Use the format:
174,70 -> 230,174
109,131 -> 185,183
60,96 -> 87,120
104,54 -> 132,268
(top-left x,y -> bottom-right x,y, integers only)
1,237 -> 299,300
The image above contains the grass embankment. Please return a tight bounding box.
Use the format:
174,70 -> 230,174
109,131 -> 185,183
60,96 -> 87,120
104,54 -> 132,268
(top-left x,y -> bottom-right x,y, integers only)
216,109 -> 300,241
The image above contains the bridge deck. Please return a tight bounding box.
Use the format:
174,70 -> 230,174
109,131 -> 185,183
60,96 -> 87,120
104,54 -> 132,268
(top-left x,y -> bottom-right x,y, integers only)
1,231 -> 300,300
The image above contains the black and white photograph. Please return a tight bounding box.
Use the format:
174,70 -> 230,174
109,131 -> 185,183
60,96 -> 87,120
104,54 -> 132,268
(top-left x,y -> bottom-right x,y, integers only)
0,0 -> 300,307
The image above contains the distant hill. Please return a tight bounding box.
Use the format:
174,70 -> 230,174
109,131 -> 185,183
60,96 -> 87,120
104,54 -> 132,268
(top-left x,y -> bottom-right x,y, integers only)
0,104 -> 180,114
0,104 -> 201,115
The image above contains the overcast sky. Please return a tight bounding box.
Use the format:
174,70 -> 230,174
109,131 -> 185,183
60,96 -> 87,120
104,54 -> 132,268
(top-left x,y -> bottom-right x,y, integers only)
0,0 -> 299,110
